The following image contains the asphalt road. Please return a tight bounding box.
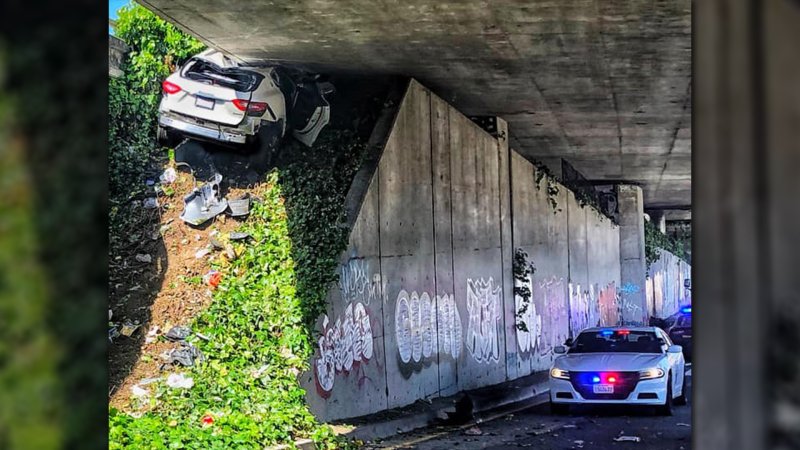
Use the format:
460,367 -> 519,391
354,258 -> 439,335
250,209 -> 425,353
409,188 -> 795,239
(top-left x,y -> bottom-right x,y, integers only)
369,367 -> 692,450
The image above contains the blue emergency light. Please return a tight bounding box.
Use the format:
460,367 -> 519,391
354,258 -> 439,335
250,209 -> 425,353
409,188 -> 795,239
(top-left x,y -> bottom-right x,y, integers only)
680,306 -> 691,313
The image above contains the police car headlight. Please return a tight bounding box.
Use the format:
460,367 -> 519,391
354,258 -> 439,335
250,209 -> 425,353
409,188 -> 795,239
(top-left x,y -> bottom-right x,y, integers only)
550,368 -> 570,380
639,368 -> 665,379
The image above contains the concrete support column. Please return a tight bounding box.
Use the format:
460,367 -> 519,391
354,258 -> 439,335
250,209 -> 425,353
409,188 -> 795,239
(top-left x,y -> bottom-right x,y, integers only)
617,185 -> 648,325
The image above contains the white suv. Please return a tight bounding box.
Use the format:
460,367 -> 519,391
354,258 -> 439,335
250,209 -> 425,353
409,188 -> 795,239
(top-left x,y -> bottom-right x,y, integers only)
157,49 -> 332,167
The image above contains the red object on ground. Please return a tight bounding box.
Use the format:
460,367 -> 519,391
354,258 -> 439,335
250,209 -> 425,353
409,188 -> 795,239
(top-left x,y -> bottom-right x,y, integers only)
201,414 -> 214,426
205,271 -> 222,288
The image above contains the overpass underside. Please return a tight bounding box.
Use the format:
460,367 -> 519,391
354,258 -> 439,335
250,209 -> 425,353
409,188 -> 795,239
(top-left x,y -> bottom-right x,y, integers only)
141,0 -> 691,218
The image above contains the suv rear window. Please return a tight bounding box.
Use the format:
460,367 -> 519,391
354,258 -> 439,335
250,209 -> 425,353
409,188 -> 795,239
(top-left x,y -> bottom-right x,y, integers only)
181,59 -> 264,92
569,330 -> 663,354
675,315 -> 691,328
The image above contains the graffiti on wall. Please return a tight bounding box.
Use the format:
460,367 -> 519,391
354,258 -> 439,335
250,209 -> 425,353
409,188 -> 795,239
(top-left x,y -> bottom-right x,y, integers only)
314,302 -> 374,396
568,283 -> 600,335
465,277 -> 502,363
597,282 -> 620,326
339,259 -> 384,305
395,290 -> 462,364
394,290 -> 462,376
535,276 -> 569,358
515,275 -> 542,354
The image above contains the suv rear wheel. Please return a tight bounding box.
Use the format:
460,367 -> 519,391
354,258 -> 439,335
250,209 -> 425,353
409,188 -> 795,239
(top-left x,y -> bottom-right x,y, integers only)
157,125 -> 178,148
248,120 -> 283,172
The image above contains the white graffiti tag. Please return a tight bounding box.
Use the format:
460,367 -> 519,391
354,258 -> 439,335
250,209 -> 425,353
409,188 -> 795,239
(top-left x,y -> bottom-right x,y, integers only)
515,275 -> 542,354
465,277 -> 502,363
395,290 -> 462,364
339,259 -> 383,305
436,294 -> 462,360
314,302 -> 374,393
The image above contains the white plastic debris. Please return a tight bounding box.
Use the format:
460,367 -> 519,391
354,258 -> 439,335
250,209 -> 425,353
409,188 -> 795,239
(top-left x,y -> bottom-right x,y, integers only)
563,424 -> 578,429
677,423 -> 691,427
131,385 -> 149,398
159,167 -> 177,184
143,197 -> 159,209
613,436 -> 641,442
574,440 -> 585,447
166,373 -> 194,389
145,325 -> 160,344
135,254 -> 152,263
464,426 -> 483,436
109,309 -> 113,321
195,248 -> 211,259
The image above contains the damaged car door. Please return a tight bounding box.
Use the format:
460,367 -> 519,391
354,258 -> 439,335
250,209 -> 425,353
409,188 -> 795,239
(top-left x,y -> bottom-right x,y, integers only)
272,67 -> 334,147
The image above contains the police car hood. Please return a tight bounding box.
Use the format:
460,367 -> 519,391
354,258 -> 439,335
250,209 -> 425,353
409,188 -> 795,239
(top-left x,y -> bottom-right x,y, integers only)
555,353 -> 666,372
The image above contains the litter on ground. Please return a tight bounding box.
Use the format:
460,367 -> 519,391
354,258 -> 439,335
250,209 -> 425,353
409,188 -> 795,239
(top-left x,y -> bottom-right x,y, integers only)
613,436 -> 642,442
120,321 -> 141,337
464,426 -> 483,436
135,254 -> 152,263
164,326 -> 191,341
166,373 -> 194,389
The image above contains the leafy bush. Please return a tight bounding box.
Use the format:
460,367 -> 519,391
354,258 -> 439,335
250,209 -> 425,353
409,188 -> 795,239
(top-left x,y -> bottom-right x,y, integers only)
644,219 -> 687,268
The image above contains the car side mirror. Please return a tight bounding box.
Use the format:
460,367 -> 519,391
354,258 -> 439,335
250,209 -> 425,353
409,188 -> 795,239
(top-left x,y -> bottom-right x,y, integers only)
564,338 -> 573,347
668,344 -> 683,354
554,345 -> 566,354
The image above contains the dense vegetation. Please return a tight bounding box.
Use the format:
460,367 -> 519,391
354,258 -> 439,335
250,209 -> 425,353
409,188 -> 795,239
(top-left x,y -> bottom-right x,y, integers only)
109,3 -> 366,448
644,219 -> 688,268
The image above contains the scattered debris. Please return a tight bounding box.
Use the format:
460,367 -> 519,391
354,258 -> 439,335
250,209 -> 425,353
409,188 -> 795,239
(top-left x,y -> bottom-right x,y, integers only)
166,373 -> 194,389
146,179 -> 155,187
135,254 -> 152,263
203,270 -> 222,288
252,365 -> 269,378
224,243 -> 237,261
574,440 -> 584,448
195,332 -> 211,341
677,423 -> 691,427
229,232 -> 251,241
109,309 -> 113,321
138,377 -> 161,385
143,197 -> 159,209
109,325 -> 120,342
180,173 -> 228,226
562,424 -> 578,429
201,413 -> 214,427
195,247 -> 211,259
613,436 -> 641,442
227,193 -> 250,217
464,426 -> 483,436
165,326 -> 192,342
209,237 -> 224,250
130,385 -> 149,398
162,342 -> 204,367
159,167 -> 177,184
145,325 -> 161,344
120,321 -> 141,337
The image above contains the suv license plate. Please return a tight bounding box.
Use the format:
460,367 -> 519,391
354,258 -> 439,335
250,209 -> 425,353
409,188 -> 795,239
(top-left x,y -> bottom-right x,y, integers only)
593,385 -> 614,394
195,96 -> 215,110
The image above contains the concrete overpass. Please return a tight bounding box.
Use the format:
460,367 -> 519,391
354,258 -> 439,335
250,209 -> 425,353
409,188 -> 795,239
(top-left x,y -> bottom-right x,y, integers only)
140,0 -> 691,219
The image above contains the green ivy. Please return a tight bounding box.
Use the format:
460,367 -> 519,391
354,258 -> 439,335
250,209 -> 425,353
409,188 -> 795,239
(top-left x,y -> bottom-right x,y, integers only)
532,162 -> 562,214
513,248 -> 536,332
644,220 -> 687,268
278,130 -> 368,329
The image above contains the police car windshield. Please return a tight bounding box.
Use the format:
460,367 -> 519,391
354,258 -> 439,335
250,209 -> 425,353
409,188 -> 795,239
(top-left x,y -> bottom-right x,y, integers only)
676,315 -> 691,328
569,330 -> 663,354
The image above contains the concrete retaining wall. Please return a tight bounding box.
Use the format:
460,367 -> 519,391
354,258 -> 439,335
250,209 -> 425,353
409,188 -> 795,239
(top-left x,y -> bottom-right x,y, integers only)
646,249 -> 692,319
302,79 -> 625,421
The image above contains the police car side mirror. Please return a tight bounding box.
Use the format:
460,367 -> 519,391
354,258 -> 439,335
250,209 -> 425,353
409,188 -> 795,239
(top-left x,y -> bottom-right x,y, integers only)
564,338 -> 573,347
668,345 -> 683,354
554,346 -> 567,354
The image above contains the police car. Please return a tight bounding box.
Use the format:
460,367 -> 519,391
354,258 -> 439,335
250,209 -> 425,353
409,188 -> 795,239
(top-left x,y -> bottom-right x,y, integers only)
549,326 -> 687,415
664,306 -> 692,362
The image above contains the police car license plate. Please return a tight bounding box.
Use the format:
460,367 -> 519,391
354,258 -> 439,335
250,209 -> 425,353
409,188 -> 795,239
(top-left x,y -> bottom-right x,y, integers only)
593,384 -> 614,394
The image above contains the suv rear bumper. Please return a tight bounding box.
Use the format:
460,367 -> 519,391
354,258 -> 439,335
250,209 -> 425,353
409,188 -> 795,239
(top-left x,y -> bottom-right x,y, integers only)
159,113 -> 248,144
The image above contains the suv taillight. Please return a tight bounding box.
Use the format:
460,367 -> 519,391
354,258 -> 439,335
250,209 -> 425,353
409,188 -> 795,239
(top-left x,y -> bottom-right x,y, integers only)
231,99 -> 268,117
162,80 -> 181,94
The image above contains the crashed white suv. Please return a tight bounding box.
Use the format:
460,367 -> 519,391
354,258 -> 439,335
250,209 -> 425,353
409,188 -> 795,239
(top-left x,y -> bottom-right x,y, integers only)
157,49 -> 332,165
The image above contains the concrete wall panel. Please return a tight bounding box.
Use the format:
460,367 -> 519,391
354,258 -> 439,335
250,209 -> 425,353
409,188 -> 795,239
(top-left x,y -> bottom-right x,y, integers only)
306,79 -> 628,421
449,111 -> 507,391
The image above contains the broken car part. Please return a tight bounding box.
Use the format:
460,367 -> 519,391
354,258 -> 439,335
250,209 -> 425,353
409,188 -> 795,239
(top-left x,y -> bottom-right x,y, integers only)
180,172 -> 228,226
